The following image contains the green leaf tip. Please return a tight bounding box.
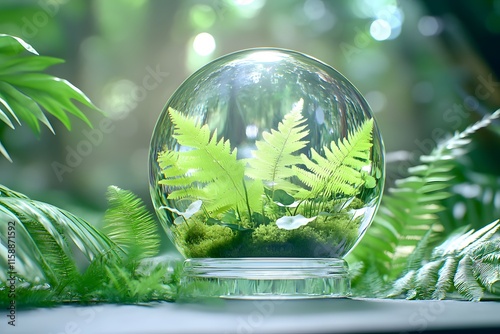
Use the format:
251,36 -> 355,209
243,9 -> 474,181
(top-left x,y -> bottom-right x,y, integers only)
0,33 -> 99,161
246,98 -> 309,194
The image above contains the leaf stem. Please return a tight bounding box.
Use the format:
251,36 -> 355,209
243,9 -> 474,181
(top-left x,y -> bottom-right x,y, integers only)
242,179 -> 254,227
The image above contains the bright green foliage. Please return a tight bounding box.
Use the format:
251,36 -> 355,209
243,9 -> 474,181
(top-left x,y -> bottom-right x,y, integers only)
75,254 -> 180,304
158,106 -> 374,218
0,185 -> 178,307
3,30 -> 499,303
0,184 -> 116,286
246,99 -> 309,195
157,105 -> 376,258
158,107 -> 263,216
387,220 -> 500,301
102,186 -> 160,263
294,119 -> 373,200
0,37 -> 177,306
0,34 -> 98,162
348,110 -> 500,280
176,219 -> 236,257
348,109 -> 500,301
174,201 -> 360,258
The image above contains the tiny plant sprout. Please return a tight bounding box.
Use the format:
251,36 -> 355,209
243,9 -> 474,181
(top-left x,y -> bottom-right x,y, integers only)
160,200 -> 202,224
276,214 -> 317,230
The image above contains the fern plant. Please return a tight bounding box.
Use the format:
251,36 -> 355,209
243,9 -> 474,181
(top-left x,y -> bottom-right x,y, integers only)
245,98 -> 309,195
0,33 -> 179,307
387,220 -> 500,301
0,185 -> 177,306
158,107 -> 263,217
157,103 -> 376,257
294,118 -> 373,198
102,186 -> 160,264
1,33 -> 500,305
348,109 -> 500,300
0,34 -> 98,161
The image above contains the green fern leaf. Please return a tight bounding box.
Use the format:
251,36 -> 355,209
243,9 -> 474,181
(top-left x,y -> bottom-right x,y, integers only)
471,240 -> 500,292
294,118 -> 373,199
414,259 -> 443,299
102,186 -> 160,262
432,257 -> 458,300
433,221 -> 499,300
387,270 -> 416,298
405,228 -> 436,272
0,34 -> 99,162
158,107 -> 262,215
383,220 -> 500,301
348,110 -> 500,281
246,99 -> 309,194
454,255 -> 483,301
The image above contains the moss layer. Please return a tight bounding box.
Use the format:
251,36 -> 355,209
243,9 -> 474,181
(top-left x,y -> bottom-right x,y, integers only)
174,205 -> 362,258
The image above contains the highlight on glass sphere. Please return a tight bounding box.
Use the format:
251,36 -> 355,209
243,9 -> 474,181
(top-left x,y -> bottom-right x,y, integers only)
149,48 -> 385,260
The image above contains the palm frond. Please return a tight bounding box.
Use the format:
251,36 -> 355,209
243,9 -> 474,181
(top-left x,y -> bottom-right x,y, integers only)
102,186 -> 160,262
0,34 -> 38,55
0,184 -> 181,306
20,218 -> 80,290
0,185 -> 116,284
0,34 -> 99,162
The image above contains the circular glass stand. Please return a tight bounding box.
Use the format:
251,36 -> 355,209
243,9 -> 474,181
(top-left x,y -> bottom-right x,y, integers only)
181,258 -> 350,299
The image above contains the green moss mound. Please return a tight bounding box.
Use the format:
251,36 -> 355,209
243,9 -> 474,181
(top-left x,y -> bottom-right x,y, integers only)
176,220 -> 236,257
173,201 -> 362,258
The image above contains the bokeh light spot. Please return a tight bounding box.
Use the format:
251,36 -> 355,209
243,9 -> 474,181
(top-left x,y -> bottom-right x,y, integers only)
193,32 -> 216,56
370,19 -> 392,41
245,124 -> 259,139
303,0 -> 326,20
189,5 -> 216,29
234,0 -> 255,5
232,0 -> 266,18
364,91 -> 387,113
418,16 -> 442,36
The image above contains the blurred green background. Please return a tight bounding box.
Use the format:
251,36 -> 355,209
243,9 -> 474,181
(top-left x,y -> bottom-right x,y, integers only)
0,0 -> 499,248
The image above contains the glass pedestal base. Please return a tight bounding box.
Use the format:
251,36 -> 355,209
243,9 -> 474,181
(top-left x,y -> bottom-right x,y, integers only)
180,258 -> 350,299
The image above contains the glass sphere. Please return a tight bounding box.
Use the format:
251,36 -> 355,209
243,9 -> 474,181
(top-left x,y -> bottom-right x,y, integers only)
149,48 -> 385,262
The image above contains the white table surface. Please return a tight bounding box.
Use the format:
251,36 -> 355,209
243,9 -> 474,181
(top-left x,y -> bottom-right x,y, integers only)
3,298 -> 500,334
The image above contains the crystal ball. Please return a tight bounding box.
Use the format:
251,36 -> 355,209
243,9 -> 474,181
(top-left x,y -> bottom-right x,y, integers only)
149,48 -> 385,260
